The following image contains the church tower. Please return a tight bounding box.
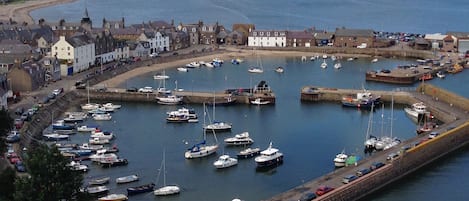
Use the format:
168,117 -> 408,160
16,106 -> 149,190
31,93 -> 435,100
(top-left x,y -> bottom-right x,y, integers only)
81,7 -> 92,31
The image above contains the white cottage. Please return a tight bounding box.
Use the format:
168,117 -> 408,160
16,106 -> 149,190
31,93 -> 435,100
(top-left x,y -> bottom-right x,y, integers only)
248,30 -> 287,47
51,34 -> 95,76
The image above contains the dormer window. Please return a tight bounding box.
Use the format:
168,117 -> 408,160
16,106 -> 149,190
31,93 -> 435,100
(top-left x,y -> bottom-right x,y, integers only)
209,26 -> 213,31
192,27 -> 196,32
202,26 -> 207,31
274,32 -> 278,36
182,27 -> 187,32
259,32 -> 264,36
253,32 -> 257,36
266,32 -> 270,37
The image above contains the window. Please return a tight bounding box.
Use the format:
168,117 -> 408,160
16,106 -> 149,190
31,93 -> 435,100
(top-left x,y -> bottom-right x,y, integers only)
67,47 -> 70,50
55,47 -> 58,50
260,32 -> 264,36
274,32 -> 278,36
267,32 -> 270,37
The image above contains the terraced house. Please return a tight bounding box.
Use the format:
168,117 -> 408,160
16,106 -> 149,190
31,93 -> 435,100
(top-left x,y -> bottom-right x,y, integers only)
248,30 -> 287,47
51,34 -> 95,76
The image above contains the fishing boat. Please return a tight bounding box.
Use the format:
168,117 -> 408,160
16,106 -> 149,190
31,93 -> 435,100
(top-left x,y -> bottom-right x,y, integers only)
127,183 -> 155,195
213,154 -> 238,169
224,132 -> 254,146
341,89 -> 381,109
67,161 -> 89,172
208,96 -> 237,106
88,177 -> 110,186
254,142 -> 284,168
419,73 -> 433,81
333,151 -> 348,168
116,174 -> 139,184
436,71 -> 446,78
156,95 -> 183,105
404,102 -> 427,120
237,147 -> 261,159
154,151 -> 180,196
98,194 -> 128,201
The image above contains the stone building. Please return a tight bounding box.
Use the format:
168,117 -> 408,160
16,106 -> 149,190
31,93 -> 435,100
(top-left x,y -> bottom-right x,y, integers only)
7,60 -> 46,92
286,30 -> 314,47
333,28 -> 375,48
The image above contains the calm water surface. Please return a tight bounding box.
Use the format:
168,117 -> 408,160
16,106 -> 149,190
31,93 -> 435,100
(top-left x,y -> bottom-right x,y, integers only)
57,57 -> 469,201
30,1 -> 469,200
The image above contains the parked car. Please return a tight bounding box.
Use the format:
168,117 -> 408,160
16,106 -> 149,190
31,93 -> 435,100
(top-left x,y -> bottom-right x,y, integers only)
149,52 -> 160,58
356,168 -> 372,177
342,174 -> 358,184
6,132 -> 20,143
9,153 -> 20,164
428,131 -> 440,139
126,87 -> 138,92
298,192 -> 317,201
15,160 -> 26,172
14,119 -> 24,129
315,185 -> 334,196
138,86 -> 153,93
386,152 -> 399,161
370,162 -> 385,170
52,88 -> 63,96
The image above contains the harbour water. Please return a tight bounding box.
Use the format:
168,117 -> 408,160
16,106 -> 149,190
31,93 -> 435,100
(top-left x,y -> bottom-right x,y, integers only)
29,1 -> 469,200
57,57 -> 469,201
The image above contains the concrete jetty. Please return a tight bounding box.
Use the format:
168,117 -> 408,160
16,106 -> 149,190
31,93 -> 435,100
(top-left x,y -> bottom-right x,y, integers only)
265,84 -> 469,201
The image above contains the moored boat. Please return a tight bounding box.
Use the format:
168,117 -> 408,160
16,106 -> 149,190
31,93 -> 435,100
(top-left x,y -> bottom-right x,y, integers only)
86,185 -> 109,195
237,147 -> 261,159
177,67 -> 188,72
43,133 -> 70,141
116,174 -> 139,184
88,177 -> 110,186
250,98 -> 271,105
102,102 -> 122,110
224,132 -> 254,146
404,102 -> 427,120
436,71 -> 446,78
127,183 -> 155,195
275,66 -> 284,73
77,125 -> 99,132
341,89 -> 381,109
154,151 -> 181,196
333,151 -> 348,168
156,95 -> 183,105
98,194 -> 128,201
52,120 -> 76,130
67,161 -> 89,172
92,113 -> 112,121
248,67 -> 263,73
213,154 -> 238,169
99,158 -> 128,168
254,142 -> 283,168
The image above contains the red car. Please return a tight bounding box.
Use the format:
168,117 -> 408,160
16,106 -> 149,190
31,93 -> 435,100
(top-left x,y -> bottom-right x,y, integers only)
9,153 -> 21,164
315,185 -> 334,196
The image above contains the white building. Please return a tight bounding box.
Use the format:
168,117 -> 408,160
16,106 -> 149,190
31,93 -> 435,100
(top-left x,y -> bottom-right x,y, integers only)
51,35 -> 95,76
248,30 -> 287,47
137,31 -> 170,54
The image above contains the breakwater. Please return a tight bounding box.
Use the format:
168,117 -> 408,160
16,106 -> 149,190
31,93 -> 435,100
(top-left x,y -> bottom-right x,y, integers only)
266,84 -> 469,201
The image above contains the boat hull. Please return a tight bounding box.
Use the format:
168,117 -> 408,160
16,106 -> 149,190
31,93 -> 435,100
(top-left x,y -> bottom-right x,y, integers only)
127,183 -> 155,195
255,155 -> 284,168
154,185 -> 181,196
184,145 -> 218,159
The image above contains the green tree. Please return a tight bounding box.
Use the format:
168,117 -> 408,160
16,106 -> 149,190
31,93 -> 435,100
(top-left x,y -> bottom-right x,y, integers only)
0,166 -> 16,201
0,108 -> 13,154
14,144 -> 91,201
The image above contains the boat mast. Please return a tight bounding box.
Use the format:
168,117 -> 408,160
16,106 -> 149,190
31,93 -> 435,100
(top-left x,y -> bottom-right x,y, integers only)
390,95 -> 394,138
365,102 -> 374,140
162,149 -> 166,186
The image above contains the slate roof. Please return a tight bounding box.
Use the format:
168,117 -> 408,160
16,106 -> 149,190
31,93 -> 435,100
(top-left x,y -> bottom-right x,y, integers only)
446,31 -> 469,39
66,34 -> 93,47
335,28 -> 374,37
287,31 -> 313,39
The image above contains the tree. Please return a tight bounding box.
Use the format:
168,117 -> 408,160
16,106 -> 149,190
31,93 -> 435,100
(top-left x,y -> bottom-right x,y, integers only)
0,167 -> 16,201
0,108 -> 13,154
14,144 -> 91,201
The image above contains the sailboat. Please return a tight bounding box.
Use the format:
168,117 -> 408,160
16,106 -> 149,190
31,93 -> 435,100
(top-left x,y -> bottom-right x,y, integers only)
81,81 -> 100,110
157,72 -> 171,94
320,59 -> 328,68
185,103 -> 219,159
364,102 -> 378,153
153,70 -> 170,80
374,96 -> 401,151
248,53 -> 264,73
154,150 -> 180,196
204,97 -> 232,132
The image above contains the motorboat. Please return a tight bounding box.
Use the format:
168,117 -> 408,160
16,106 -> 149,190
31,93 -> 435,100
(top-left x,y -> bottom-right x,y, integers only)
87,108 -> 107,115
275,66 -> 284,73
81,103 -> 101,110
77,125 -> 99,132
166,114 -> 191,123
213,154 -> 238,169
186,61 -> 201,68
436,71 -> 446,78
208,96 -> 237,106
212,58 -> 224,64
205,62 -> 215,68
63,112 -> 87,123
63,149 -> 93,157
204,121 -> 232,132
102,102 -> 122,110
419,73 -> 433,81
322,54 -> 328,59
177,67 -> 188,72
404,102 -> 427,120
184,140 -> 218,159
89,177 -> 110,186
98,194 -> 128,201
92,113 -> 112,121
79,143 -> 104,151
89,137 -> 110,145
250,98 -> 271,105
43,133 -> 69,141
224,132 -> 254,146
237,147 -> 261,159
153,73 -> 170,80
248,67 -> 264,73
90,131 -> 114,140
333,151 -> 348,168
154,151 -> 181,196
52,120 -> 76,130
127,183 -> 155,195
116,174 -> 139,184
97,106 -> 115,113
86,185 -> 109,195
99,158 -> 128,168
166,107 -> 198,120
89,149 -> 118,162
67,161 -> 89,172
254,142 -> 283,168
371,58 -> 378,63
156,95 -> 183,105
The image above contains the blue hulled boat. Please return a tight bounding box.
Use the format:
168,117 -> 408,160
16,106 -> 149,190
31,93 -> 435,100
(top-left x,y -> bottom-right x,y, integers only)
127,183 -> 155,195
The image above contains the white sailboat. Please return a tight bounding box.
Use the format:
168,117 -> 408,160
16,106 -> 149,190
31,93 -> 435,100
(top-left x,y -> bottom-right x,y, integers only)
364,102 -> 377,151
154,150 -> 180,196
320,59 -> 328,68
81,81 -> 100,110
204,97 -> 232,132
153,70 -> 170,80
248,53 -> 264,73
157,73 -> 171,94
185,103 -> 219,159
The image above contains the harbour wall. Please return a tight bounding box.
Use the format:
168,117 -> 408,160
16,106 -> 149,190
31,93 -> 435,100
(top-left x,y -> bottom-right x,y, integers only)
300,85 -> 456,123
418,84 -> 469,112
316,120 -> 469,201
257,47 -> 434,59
